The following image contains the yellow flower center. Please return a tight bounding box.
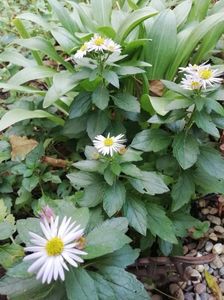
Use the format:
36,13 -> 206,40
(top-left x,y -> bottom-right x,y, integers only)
45,237 -> 64,256
80,44 -> 87,52
199,69 -> 213,80
191,81 -> 201,89
94,37 -> 105,46
104,137 -> 114,146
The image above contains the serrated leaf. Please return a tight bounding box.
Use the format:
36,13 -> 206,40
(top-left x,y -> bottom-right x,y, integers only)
65,268 -> 98,300
103,181 -> 126,217
131,129 -> 171,152
124,197 -> 147,235
173,132 -> 200,169
146,203 -> 177,244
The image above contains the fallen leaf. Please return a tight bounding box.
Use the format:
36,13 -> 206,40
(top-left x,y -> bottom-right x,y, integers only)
149,80 -> 164,96
205,270 -> 222,300
9,135 -> 38,161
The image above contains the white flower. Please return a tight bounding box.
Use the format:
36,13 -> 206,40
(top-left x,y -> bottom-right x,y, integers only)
180,75 -> 202,91
88,34 -> 107,52
180,62 -> 222,89
104,38 -> 121,54
24,216 -> 87,284
93,133 -> 126,156
74,43 -> 89,59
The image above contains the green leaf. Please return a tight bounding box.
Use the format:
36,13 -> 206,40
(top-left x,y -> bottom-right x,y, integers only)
103,181 -> 126,217
197,147 -> 224,180
99,267 -> 150,299
7,66 -> 55,86
91,0 -> 112,26
128,170 -> 169,195
146,9 -> 177,79
0,109 -> 64,132
194,110 -> 220,138
22,175 -> 39,192
194,167 -> 224,194
67,171 -> 99,188
113,93 -> 140,113
73,160 -> 104,173
187,0 -> 210,22
87,110 -> 109,139
14,37 -> 72,70
173,132 -> 200,169
92,85 -> 110,110
146,203 -> 177,244
0,221 -> 15,240
48,0 -> 78,34
0,244 -> 24,269
85,220 -> 131,259
16,218 -> 42,245
98,245 -> 139,268
51,27 -> 79,53
79,183 -> 105,207
172,212 -> 200,238
131,129 -> 171,152
69,92 -> 91,118
88,272 -> 115,299
65,268 -> 98,300
124,197 -> 147,235
103,70 -> 119,88
7,261 -> 32,279
0,49 -> 36,68
116,66 -> 145,76
173,0 -> 192,28
116,7 -> 157,42
171,172 -> 195,212
44,70 -> 90,108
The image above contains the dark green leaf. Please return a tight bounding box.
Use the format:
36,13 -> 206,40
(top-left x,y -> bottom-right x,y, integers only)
173,132 -> 200,169
113,93 -> 140,113
87,110 -> 109,139
194,110 -> 220,138
131,129 -> 171,152
103,181 -> 126,217
92,85 -> 110,110
69,93 -> 92,119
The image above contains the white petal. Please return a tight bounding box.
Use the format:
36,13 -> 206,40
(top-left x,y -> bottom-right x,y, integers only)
62,252 -> 78,268
25,246 -> 45,253
24,251 -> 44,261
40,221 -> 51,240
28,255 -> 47,273
42,257 -> 54,284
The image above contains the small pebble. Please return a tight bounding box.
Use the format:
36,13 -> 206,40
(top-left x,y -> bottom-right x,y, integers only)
195,294 -> 201,300
210,256 -> 223,269
208,207 -> 218,215
205,241 -> 213,252
207,215 -> 221,225
200,293 -> 209,300
219,282 -> 224,293
199,199 -> 206,207
209,232 -> 218,241
212,243 -> 224,255
183,245 -> 189,255
201,208 -> 209,215
184,292 -> 194,300
214,225 -> 224,234
194,283 -> 206,294
187,243 -> 197,251
219,266 -> 224,276
186,249 -> 197,257
220,254 -> 224,263
196,264 -> 205,273
190,269 -> 202,283
169,283 -> 184,300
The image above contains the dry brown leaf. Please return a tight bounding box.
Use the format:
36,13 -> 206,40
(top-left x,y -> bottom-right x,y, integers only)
149,80 -> 164,96
205,270 -> 222,300
9,135 -> 38,161
41,156 -> 68,168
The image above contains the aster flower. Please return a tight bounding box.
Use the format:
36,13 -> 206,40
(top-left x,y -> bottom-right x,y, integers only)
88,34 -> 107,52
179,62 -> 207,73
180,75 -> 202,91
24,216 -> 87,284
74,43 -> 89,59
93,133 -> 126,156
104,38 -> 121,54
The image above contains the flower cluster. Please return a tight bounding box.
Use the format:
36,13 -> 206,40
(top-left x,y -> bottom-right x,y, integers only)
93,133 -> 126,156
180,62 -> 222,91
24,215 -> 87,284
74,34 -> 121,59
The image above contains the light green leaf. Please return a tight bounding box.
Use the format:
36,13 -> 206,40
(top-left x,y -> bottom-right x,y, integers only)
173,132 -> 200,169
131,129 -> 171,152
91,0 -> 112,26
173,0 -> 192,29
67,171 -> 99,188
116,7 -> 157,42
146,203 -> 177,244
171,172 -> 195,211
0,49 -> 36,68
16,218 -> 42,245
0,109 -> 64,132
65,268 -> 98,300
0,244 -> 24,269
0,221 -> 15,240
124,197 -> 147,235
146,9 -> 177,79
79,183 -> 105,207
103,181 -> 126,217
